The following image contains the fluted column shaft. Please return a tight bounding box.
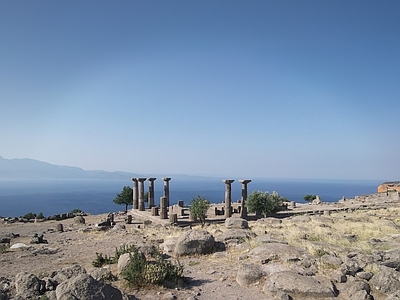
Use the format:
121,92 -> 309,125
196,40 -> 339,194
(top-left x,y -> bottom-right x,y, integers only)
239,180 -> 251,218
131,178 -> 139,210
223,180 -> 234,218
162,178 -> 171,207
137,178 -> 147,211
148,178 -> 156,208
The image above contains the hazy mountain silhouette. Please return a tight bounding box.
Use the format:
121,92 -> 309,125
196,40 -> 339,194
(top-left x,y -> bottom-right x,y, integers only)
0,156 -> 136,180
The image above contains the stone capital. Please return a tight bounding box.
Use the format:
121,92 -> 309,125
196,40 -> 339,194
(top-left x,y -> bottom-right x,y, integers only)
222,180 -> 234,184
239,180 -> 252,184
162,178 -> 171,182
131,178 -> 138,182
137,178 -> 147,182
148,178 -> 157,182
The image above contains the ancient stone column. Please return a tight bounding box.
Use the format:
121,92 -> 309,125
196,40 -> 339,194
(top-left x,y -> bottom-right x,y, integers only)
239,180 -> 251,218
148,178 -> 156,208
131,178 -> 139,210
160,196 -> 168,219
137,178 -> 147,211
162,178 -> 171,207
222,180 -> 234,218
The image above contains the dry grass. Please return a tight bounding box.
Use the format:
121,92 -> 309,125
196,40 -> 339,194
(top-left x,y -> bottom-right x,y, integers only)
248,207 -> 400,256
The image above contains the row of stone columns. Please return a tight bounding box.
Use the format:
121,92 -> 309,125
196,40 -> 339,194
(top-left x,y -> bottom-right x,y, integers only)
222,179 -> 252,218
131,177 -> 171,211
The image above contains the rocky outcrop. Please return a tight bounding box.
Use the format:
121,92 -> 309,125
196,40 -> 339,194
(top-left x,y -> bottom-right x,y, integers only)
1,265 -> 128,300
378,181 -> 400,193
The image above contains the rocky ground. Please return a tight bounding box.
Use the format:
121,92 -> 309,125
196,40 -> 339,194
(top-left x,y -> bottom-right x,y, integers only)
1,194 -> 400,299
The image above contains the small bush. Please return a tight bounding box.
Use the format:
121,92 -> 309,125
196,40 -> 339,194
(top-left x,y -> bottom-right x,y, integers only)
0,244 -> 8,253
92,252 -> 114,267
122,246 -> 183,287
314,248 -> 328,257
92,244 -> 184,287
37,212 -> 45,219
114,244 -> 138,261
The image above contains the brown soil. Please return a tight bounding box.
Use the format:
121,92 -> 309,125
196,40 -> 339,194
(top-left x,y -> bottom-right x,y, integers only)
0,213 -> 262,300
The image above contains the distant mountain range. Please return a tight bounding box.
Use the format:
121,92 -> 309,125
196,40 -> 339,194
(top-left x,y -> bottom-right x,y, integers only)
0,156 -> 137,180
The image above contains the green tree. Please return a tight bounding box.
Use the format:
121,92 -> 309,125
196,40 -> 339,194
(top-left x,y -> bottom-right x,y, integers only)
303,194 -> 317,203
245,190 -> 287,218
113,186 -> 133,212
189,195 -> 211,224
23,212 -> 36,220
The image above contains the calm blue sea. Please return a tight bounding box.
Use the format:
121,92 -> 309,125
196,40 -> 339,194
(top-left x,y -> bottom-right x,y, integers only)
0,177 -> 382,217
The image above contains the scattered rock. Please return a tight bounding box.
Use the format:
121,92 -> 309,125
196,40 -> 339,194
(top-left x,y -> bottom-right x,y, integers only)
10,243 -> 29,249
174,230 -> 215,256
263,271 -> 336,298
118,253 -> 132,274
14,272 -> 45,298
236,263 -> 264,286
30,233 -> 48,244
55,273 -> 126,300
225,217 -> 248,229
370,265 -> 400,295
250,243 -> 311,264
215,229 -> 256,243
74,215 -> 86,225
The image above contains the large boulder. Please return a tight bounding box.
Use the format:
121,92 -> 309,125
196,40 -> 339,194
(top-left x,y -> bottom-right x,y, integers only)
263,271 -> 336,298
52,264 -> 87,284
0,277 -> 12,300
55,273 -> 126,300
236,263 -> 264,286
250,243 -> 312,264
74,215 -> 86,225
382,248 -> 400,270
341,279 -> 371,300
215,229 -> 256,243
174,230 -> 215,256
160,237 -> 178,254
118,253 -> 132,275
14,272 -> 45,299
225,217 -> 248,229
370,265 -> 400,295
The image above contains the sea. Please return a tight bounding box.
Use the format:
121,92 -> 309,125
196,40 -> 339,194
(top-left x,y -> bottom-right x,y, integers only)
0,177 -> 383,218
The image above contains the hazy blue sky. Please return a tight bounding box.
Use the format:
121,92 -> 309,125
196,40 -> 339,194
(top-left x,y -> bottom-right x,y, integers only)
1,1 -> 399,180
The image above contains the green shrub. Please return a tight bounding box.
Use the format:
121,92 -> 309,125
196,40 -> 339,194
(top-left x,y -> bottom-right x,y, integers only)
92,252 -> 114,267
37,212 -> 45,219
0,244 -> 8,253
92,244 -> 184,287
114,244 -> 138,261
122,246 -> 183,287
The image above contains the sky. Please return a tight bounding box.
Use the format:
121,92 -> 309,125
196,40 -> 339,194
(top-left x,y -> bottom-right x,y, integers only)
1,1 -> 399,181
